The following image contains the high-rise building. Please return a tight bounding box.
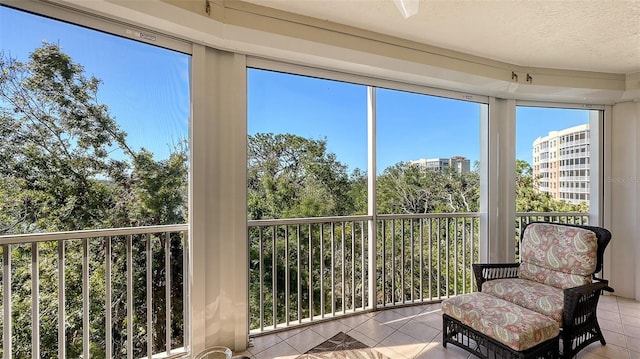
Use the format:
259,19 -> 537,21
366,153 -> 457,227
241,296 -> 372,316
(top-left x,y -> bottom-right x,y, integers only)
532,124 -> 589,204
409,156 -> 471,174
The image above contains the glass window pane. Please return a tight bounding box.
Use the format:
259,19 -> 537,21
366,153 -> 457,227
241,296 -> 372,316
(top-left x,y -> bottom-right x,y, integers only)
1,5 -> 190,233
516,107 -> 593,213
376,89 -> 483,214
247,68 -> 368,219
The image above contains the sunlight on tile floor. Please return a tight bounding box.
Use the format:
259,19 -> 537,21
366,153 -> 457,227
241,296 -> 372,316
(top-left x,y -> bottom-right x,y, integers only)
235,295 -> 640,359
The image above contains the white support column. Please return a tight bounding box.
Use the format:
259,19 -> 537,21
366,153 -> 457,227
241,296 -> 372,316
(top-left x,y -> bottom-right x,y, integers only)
367,86 -> 377,310
482,98 -> 516,263
608,101 -> 639,300
190,45 -> 249,353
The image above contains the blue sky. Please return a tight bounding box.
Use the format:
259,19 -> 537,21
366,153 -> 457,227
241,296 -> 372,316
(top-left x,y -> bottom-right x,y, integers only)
3,5 -> 591,171
0,5 -> 190,161
249,68 -> 591,172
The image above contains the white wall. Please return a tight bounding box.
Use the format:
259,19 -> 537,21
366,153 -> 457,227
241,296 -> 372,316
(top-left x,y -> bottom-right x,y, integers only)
608,101 -> 640,300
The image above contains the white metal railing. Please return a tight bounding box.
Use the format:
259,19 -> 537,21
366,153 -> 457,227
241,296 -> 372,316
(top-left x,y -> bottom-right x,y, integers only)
248,213 -> 480,334
0,225 -> 188,359
248,216 -> 371,333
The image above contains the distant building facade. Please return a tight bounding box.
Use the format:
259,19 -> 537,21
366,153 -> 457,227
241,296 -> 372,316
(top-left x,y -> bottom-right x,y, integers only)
409,156 -> 471,174
532,124 -> 589,205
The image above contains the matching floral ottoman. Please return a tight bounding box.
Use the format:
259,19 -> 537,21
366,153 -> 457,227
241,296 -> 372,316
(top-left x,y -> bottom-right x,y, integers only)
442,292 -> 560,359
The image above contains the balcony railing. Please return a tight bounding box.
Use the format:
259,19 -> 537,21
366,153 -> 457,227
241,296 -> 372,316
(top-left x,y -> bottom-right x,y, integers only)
248,213 -> 480,334
0,225 -> 188,359
1,212 -> 591,351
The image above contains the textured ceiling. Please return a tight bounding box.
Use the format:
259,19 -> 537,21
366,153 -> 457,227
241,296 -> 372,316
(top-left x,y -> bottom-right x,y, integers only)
242,0 -> 640,74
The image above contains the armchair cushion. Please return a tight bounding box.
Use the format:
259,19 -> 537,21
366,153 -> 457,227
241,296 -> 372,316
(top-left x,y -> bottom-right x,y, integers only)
518,222 -> 598,289
481,278 -> 564,326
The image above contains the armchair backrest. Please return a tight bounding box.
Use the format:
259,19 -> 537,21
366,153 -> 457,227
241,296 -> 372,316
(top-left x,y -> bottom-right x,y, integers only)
517,222 -> 611,289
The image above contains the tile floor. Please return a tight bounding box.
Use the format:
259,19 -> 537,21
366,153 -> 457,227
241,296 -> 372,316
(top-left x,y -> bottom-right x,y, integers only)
235,295 -> 640,359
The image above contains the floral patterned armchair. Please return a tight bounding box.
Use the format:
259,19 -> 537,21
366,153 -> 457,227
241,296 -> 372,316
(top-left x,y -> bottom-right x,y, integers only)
473,222 -> 613,359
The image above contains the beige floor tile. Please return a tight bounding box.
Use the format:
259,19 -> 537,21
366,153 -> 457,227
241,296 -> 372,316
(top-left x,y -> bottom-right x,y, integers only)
374,344 -> 410,359
373,308 -> 413,328
601,329 -> 628,348
629,350 -> 640,359
336,312 -> 375,329
376,330 -> 428,359
411,311 -> 444,330
308,320 -> 352,339
251,334 -> 284,355
584,343 -> 631,359
345,328 -> 379,348
284,328 -> 328,354
392,305 -> 428,317
251,340 -> 299,359
416,341 -> 470,359
276,327 -> 308,341
398,320 -> 441,342
600,318 -> 625,334
352,318 -> 397,343
625,324 -> 640,339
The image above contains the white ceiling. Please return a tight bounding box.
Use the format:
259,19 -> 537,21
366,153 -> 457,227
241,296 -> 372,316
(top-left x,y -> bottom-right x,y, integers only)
243,0 -> 640,74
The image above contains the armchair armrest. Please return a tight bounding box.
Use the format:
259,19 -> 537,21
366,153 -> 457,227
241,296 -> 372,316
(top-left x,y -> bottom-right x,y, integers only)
562,280 -> 612,357
472,263 -> 519,291
563,281 -> 608,330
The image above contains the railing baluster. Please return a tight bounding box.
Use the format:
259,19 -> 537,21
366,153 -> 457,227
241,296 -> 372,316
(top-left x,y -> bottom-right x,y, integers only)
32,242 -> 40,359
341,222 -> 345,314
400,219 -> 405,304
410,219 -> 414,302
58,240 -> 66,359
296,224 -> 301,324
308,224 -> 313,321
381,219 -> 386,307
126,235 -> 133,359
83,239 -> 89,358
3,244 -> 11,359
437,218 -> 441,298
183,230 -> 189,352
146,233 -> 153,358
320,223 -> 324,318
391,219 -> 395,305
330,222 -> 335,316
106,236 -> 112,359
428,218 -> 432,301
351,221 -> 355,312
258,227 -> 264,331
360,220 -> 365,310
446,217 -> 450,297
272,225 -> 277,328
285,225 -> 290,326
165,232 -> 171,355
462,218 -> 467,294
454,218 -> 458,296
419,219 -> 423,301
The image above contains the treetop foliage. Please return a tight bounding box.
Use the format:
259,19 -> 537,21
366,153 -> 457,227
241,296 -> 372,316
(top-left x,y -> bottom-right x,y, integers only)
0,43 -> 188,234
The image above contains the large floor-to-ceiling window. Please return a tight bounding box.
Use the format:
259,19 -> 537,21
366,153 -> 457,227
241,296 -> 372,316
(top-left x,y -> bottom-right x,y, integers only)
246,65 -> 488,330
514,105 -> 603,257
0,4 -> 190,358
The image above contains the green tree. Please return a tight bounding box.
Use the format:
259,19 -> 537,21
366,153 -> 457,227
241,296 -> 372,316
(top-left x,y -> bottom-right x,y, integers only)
0,43 -> 187,357
247,133 -> 353,219
377,162 -> 479,214
0,42 -> 132,233
515,159 -> 588,213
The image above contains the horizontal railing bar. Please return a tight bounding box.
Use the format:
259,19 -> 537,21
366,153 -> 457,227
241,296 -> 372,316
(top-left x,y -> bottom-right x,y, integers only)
249,215 -> 372,226
514,212 -> 587,217
377,213 -> 480,220
0,224 -> 188,245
